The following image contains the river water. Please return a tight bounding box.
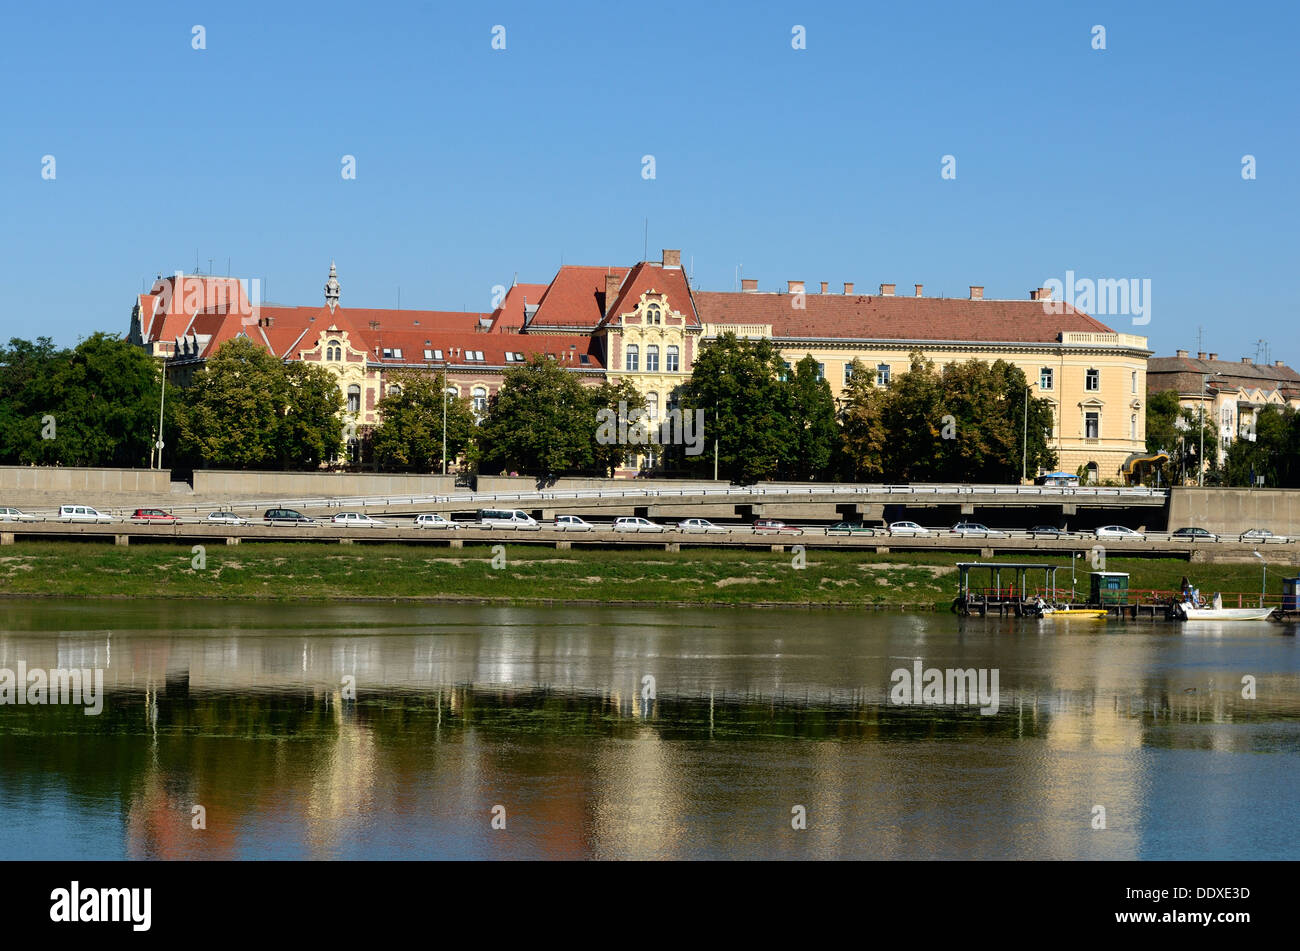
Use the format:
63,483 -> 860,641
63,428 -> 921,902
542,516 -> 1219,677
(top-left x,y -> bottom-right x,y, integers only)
0,599 -> 1296,860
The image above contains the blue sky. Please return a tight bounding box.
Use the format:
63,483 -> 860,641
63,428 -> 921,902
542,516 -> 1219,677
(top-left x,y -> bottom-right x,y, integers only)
2,0 -> 1295,362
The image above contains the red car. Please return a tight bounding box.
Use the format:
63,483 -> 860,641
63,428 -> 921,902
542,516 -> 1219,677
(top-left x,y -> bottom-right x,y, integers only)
131,508 -> 179,523
753,518 -> 803,535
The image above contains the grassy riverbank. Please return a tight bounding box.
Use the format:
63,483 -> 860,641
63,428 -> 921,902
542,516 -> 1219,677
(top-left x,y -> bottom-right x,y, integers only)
0,541 -> 1289,608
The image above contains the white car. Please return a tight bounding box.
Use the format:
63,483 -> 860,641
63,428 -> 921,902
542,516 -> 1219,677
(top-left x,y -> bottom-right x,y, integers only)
887,521 -> 930,536
414,513 -> 458,529
677,518 -> 728,533
951,521 -> 1007,537
332,512 -> 389,528
1095,525 -> 1145,541
1241,528 -> 1288,543
613,516 -> 665,533
205,511 -> 250,526
0,507 -> 39,522
477,508 -> 540,529
552,514 -> 593,531
58,505 -> 113,523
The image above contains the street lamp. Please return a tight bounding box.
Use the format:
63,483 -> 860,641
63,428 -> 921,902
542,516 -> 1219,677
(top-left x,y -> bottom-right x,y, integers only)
1022,383 -> 1032,484
153,356 -> 167,469
1198,371 -> 1222,486
441,363 -> 449,476
1253,550 -> 1266,608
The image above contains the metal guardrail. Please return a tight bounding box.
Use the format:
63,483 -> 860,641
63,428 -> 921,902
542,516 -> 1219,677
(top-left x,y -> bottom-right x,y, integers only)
37,481 -> 1163,518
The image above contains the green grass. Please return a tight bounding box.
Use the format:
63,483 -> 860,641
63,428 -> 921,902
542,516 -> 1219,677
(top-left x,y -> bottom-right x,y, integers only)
0,541 -> 1287,608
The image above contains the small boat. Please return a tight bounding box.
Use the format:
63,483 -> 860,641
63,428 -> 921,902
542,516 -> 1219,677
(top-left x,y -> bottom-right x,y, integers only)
1172,592 -> 1274,622
1033,598 -> 1107,619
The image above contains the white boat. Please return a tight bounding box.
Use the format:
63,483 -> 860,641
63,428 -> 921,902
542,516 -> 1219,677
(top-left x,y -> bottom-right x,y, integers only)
1172,592 -> 1274,621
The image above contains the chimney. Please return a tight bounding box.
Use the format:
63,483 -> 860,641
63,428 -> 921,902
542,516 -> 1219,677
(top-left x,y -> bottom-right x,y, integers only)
1240,356 -> 1251,364
820,281 -> 828,294
969,286 -> 984,300
843,282 -> 854,295
1276,360 -> 1286,368
788,280 -> 805,295
1209,353 -> 1218,361
880,283 -> 896,296
604,272 -> 622,316
1198,352 -> 1207,360
914,284 -> 923,297
1030,287 -> 1052,301
741,278 -> 758,292
662,249 -> 681,268
1176,349 -> 1189,358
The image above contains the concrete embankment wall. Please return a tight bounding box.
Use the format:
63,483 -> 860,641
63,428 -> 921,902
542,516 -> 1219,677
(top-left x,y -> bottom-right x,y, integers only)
475,475 -> 727,494
1168,487 -> 1300,536
0,466 -> 175,508
190,470 -> 457,499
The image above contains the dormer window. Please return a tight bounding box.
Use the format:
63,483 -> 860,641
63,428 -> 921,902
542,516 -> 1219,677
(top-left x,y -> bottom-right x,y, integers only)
646,303 -> 662,325
326,340 -> 342,361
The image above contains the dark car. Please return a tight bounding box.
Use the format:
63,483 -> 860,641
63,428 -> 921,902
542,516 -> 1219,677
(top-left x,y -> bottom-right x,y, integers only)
826,522 -> 874,536
263,508 -> 319,526
1027,525 -> 1069,536
1172,526 -> 1219,542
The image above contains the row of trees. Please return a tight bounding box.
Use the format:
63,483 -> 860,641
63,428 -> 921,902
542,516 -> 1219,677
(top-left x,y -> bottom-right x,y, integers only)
1143,391 -> 1300,487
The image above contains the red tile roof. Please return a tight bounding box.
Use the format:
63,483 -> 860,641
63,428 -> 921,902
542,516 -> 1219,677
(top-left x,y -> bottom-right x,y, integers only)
531,265 -> 629,329
599,261 -> 700,328
692,291 -> 1116,343
490,282 -> 550,334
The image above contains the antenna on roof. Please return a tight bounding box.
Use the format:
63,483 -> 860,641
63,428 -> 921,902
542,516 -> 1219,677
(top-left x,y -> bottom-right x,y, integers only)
643,218 -> 648,262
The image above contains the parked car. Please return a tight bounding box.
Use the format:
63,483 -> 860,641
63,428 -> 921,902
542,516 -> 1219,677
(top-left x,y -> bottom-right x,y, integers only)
826,521 -> 874,536
414,513 -> 458,529
1027,525 -> 1069,536
677,518 -> 728,533
887,521 -> 930,536
951,521 -> 1006,537
552,514 -> 593,531
476,508 -> 540,529
1171,526 -> 1218,542
613,516 -> 665,532
205,511 -> 250,526
332,512 -> 389,528
263,508 -> 319,526
57,504 -> 113,524
1094,525 -> 1145,541
753,518 -> 803,535
131,508 -> 179,523
0,506 -> 39,522
1241,528 -> 1289,543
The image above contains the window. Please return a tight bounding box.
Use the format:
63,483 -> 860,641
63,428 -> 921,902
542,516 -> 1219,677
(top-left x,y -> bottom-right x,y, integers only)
1039,367 -> 1053,390
646,345 -> 659,372
646,393 -> 659,419
579,354 -> 590,365
626,345 -> 639,371
877,364 -> 891,386
844,363 -> 855,385
433,349 -> 443,361
1085,368 -> 1100,391
388,384 -> 402,397
1131,370 -> 1138,394
445,385 -> 460,399
347,385 -> 361,415
423,349 -> 433,360
1131,414 -> 1137,440
504,352 -> 515,362
646,304 -> 661,325
1221,407 -> 1233,430
327,340 -> 342,361
382,348 -> 392,359
472,387 -> 488,413
393,348 -> 403,360
1085,411 -> 1099,439
816,363 -> 825,381
666,346 -> 679,373
514,352 -> 524,361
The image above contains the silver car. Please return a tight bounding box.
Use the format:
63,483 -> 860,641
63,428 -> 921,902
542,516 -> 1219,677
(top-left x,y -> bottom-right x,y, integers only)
0,506 -> 39,522
614,516 -> 665,533
677,518 -> 728,533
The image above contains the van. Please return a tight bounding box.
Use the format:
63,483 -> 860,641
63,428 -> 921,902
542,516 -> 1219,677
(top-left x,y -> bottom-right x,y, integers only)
58,505 -> 113,523
476,508 -> 539,529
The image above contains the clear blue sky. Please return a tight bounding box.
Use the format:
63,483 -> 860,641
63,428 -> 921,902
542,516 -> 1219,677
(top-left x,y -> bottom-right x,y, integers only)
2,0 -> 1295,363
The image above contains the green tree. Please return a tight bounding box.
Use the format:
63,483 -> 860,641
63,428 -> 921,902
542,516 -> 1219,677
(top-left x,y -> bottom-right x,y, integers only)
938,359 -> 1056,482
0,337 -> 69,464
52,333 -> 163,467
371,370 -> 475,472
1145,391 -> 1218,484
279,361 -> 345,469
477,355 -> 598,476
681,333 -> 794,482
877,353 -> 947,481
786,355 -> 839,480
1224,405 -> 1300,487
591,377 -> 644,477
840,359 -> 885,479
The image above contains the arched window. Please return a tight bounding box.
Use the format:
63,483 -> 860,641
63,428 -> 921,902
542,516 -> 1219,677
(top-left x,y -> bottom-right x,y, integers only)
646,392 -> 659,419
625,345 -> 639,372
445,385 -> 460,399
388,384 -> 402,397
326,340 -> 342,361
472,386 -> 488,413
646,346 -> 659,372
346,385 -> 361,415
666,345 -> 679,373
646,304 -> 661,325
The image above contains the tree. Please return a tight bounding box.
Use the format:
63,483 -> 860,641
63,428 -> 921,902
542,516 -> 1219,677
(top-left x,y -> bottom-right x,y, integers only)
174,338 -> 343,469
1224,405 -> 1300,487
937,359 -> 1056,482
681,333 -> 794,482
371,370 -> 476,472
477,355 -> 598,476
591,377 -> 644,477
840,359 -> 885,479
876,353 -> 947,481
786,355 -> 840,480
1146,390 -> 1218,484
0,337 -> 68,464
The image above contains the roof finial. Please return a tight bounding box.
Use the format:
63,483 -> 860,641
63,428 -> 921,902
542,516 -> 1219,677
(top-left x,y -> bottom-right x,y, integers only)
325,261 -> 341,314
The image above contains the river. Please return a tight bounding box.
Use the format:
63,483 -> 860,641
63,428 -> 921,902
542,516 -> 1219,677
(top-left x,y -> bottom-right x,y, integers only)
1,599 -> 1297,859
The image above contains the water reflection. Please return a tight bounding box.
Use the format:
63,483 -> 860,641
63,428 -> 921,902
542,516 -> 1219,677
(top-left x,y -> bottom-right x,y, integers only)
0,600 -> 1297,860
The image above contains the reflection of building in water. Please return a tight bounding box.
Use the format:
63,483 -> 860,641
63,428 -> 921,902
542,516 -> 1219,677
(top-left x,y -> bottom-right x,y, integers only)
303,688 -> 378,858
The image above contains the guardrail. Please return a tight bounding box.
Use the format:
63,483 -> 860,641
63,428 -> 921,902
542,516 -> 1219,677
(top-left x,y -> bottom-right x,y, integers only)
14,481 -> 1165,518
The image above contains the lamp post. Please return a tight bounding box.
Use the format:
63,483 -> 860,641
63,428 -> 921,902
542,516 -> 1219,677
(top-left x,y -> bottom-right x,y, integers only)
1022,383 -> 1031,484
1253,550 -> 1266,608
441,363 -> 448,476
1198,371 -> 1221,486
153,356 -> 167,470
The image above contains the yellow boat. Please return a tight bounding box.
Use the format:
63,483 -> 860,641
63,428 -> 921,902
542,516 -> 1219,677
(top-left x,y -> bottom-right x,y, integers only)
1033,598 -> 1107,619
